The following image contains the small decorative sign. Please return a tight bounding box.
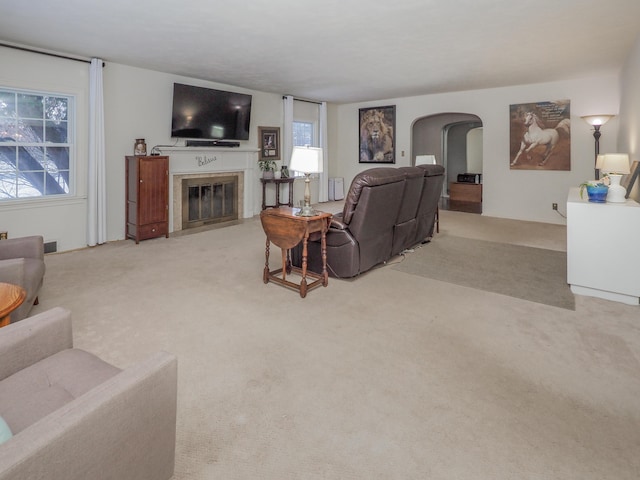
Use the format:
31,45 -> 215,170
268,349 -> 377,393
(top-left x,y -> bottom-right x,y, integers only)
195,155 -> 217,167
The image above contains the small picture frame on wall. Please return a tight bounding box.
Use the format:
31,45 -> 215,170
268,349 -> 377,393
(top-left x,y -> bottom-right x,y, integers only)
622,160 -> 640,198
258,126 -> 280,161
359,105 -> 396,163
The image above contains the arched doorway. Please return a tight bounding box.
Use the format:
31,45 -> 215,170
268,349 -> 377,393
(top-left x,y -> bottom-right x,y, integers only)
411,113 -> 483,213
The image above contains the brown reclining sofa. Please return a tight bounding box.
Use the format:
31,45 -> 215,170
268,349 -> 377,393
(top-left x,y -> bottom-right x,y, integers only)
296,164 -> 444,278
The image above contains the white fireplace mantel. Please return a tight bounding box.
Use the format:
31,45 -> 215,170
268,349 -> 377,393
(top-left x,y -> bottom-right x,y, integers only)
156,147 -> 258,232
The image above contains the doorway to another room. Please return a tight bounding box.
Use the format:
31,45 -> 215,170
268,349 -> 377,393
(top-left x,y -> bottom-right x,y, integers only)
412,113 -> 483,214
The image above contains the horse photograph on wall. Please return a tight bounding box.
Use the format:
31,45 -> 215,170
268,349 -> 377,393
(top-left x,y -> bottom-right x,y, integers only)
359,105 -> 396,163
509,100 -> 571,170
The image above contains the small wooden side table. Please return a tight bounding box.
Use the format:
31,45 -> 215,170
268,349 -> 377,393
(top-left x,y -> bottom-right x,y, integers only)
260,177 -> 295,210
0,282 -> 27,327
260,207 -> 332,298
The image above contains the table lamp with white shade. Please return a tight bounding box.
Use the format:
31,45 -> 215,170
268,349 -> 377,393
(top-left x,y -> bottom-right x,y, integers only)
415,154 -> 436,165
596,153 -> 631,203
289,145 -> 323,216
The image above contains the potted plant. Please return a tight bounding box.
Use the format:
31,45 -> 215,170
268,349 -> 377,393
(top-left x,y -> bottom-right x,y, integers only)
258,159 -> 277,179
579,179 -> 609,203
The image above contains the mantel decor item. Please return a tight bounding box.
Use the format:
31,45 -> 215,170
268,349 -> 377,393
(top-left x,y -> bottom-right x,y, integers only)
290,145 -> 323,216
134,138 -> 147,156
258,126 -> 280,161
359,105 -> 396,164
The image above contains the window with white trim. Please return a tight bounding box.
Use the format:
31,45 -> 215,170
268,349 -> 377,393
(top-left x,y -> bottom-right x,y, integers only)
0,88 -> 73,200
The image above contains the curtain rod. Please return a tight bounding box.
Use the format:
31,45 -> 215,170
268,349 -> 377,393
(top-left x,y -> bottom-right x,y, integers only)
0,42 -> 104,66
283,95 -> 322,105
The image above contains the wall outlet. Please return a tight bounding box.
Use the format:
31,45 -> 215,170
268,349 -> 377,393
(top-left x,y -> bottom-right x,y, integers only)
552,203 -> 558,211
0,232 -> 7,240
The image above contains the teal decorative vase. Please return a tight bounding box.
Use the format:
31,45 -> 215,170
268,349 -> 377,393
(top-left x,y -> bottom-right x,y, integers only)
586,184 -> 608,203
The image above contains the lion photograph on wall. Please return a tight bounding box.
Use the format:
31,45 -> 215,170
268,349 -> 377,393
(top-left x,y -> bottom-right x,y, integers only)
359,105 -> 396,163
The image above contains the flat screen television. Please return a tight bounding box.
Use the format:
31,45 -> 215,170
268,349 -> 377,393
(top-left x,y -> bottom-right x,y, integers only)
171,83 -> 252,141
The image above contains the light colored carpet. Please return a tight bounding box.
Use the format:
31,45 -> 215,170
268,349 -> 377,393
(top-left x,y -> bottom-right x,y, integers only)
393,233 -> 575,310
31,207 -> 640,479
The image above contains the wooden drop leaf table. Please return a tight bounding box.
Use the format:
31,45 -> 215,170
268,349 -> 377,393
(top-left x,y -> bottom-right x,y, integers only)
260,207 -> 332,298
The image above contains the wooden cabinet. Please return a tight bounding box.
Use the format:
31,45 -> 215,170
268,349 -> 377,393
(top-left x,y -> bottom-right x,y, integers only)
449,182 -> 482,203
126,155 -> 169,243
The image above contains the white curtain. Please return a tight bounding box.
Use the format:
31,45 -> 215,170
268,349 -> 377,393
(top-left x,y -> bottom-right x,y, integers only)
318,101 -> 329,202
87,58 -> 106,246
283,95 -> 294,167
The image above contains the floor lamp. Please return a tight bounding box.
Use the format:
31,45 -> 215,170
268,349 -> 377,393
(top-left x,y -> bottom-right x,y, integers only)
581,115 -> 614,180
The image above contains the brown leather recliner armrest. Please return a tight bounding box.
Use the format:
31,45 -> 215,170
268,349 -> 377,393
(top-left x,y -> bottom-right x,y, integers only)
330,215 -> 347,230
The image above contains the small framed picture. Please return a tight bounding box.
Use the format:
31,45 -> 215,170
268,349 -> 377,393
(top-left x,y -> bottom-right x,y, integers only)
258,126 -> 280,161
622,160 -> 640,198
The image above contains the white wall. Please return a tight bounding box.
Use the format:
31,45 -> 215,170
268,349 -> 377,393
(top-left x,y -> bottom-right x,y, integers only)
0,46 -> 89,251
333,75 -> 620,224
467,127 -> 483,174
618,34 -> 640,202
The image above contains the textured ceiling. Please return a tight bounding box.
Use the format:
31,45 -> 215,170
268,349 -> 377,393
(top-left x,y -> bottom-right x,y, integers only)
1,0 -> 639,103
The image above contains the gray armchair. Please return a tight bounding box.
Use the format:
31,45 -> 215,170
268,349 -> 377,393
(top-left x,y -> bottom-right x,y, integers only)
0,307 -> 178,480
0,236 -> 45,322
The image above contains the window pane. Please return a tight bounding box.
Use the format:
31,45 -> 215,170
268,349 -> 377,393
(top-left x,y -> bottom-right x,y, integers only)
18,146 -> 45,171
46,147 -> 69,171
45,97 -> 68,121
0,91 -> 16,117
45,120 -> 67,143
44,171 -> 68,195
0,146 -> 16,169
21,119 -> 44,142
18,94 -> 43,119
0,172 -> 17,198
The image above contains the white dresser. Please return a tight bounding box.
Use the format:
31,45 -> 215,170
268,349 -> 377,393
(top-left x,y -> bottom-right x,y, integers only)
566,187 -> 640,305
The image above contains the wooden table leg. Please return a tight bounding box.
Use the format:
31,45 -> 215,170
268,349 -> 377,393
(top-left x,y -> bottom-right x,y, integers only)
288,181 -> 294,207
281,248 -> 288,281
300,234 -> 309,298
321,221 -> 329,286
263,237 -> 270,283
